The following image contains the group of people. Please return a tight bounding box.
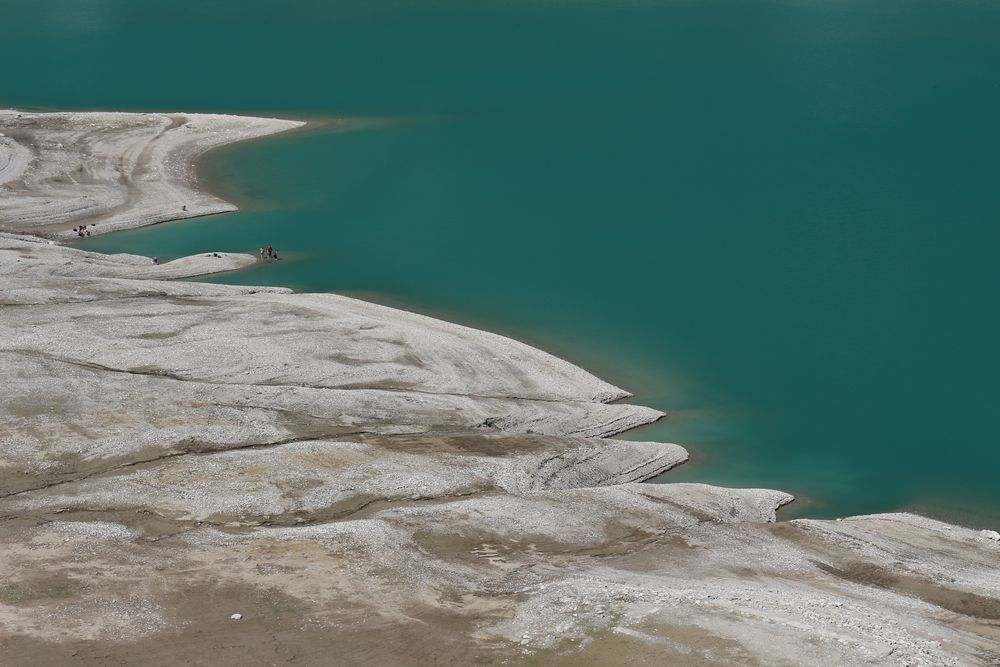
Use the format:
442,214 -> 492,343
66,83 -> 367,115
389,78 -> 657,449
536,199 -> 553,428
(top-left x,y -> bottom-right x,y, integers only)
260,244 -> 280,261
73,224 -> 94,238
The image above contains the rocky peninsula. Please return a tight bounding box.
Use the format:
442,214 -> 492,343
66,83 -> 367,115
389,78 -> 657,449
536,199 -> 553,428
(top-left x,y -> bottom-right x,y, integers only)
0,110 -> 998,666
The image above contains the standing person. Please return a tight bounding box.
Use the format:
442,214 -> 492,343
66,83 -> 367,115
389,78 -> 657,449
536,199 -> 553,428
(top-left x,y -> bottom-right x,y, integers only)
259,246 -> 264,260
267,244 -> 273,259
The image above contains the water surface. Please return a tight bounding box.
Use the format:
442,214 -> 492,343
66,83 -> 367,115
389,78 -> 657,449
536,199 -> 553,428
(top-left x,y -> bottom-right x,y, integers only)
6,0 -> 1000,523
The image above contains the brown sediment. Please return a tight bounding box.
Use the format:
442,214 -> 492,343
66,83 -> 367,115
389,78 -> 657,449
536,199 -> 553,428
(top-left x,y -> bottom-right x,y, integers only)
814,561 -> 1000,620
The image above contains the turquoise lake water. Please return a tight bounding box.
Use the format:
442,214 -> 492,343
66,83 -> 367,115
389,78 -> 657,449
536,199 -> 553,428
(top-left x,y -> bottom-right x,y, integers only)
5,0 -> 1000,524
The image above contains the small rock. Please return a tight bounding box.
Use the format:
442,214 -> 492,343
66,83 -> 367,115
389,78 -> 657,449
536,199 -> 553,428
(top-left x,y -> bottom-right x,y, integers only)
230,613 -> 243,620
980,529 -> 1000,541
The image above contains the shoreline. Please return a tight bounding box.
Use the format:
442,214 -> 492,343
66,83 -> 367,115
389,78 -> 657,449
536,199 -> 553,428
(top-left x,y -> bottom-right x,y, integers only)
41,131 -> 1000,532
1,109 -> 998,665
0,109 -> 305,241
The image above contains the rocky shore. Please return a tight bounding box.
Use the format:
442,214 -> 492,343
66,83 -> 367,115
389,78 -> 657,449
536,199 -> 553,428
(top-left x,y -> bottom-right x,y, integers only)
0,109 -> 304,240
1,111 -> 998,666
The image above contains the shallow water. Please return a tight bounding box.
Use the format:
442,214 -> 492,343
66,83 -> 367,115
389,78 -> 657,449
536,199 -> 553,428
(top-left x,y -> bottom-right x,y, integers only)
7,0 -> 1000,524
